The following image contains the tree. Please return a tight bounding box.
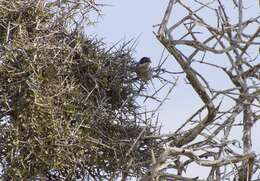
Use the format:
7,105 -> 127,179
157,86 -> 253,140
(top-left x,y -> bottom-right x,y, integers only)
143,0 -> 260,180
1,0 -> 259,181
0,1 -> 166,180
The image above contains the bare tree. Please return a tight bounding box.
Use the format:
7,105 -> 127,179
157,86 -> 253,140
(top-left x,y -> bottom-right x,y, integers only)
143,0 -> 260,180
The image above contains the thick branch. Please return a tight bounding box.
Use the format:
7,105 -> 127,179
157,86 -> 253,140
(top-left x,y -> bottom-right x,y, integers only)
156,34 -> 216,146
158,0 -> 176,36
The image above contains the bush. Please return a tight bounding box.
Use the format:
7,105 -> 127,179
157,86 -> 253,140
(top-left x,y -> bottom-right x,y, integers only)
0,1 -> 160,180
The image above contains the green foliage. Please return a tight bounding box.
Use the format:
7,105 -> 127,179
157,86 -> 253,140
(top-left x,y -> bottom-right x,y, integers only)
0,0 -> 159,180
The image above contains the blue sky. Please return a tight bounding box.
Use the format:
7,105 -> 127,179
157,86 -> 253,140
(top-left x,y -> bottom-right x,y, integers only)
87,0 -> 259,178
87,0 -> 259,133
87,0 -> 204,133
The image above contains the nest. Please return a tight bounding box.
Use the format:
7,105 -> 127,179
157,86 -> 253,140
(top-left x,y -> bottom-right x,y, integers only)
0,1 -> 161,180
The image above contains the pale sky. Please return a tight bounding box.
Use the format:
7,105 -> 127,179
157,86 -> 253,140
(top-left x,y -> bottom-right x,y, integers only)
87,0 -> 205,133
87,1 -> 259,178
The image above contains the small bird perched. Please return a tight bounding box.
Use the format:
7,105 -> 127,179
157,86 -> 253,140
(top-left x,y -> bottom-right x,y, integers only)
135,57 -> 153,83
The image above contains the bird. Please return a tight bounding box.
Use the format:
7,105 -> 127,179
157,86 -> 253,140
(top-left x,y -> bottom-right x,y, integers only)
135,57 -> 153,83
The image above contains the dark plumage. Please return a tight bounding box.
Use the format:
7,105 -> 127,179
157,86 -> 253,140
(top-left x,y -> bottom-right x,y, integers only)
139,57 -> 151,64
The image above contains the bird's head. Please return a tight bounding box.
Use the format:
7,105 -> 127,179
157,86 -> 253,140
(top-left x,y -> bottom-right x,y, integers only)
139,57 -> 151,65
